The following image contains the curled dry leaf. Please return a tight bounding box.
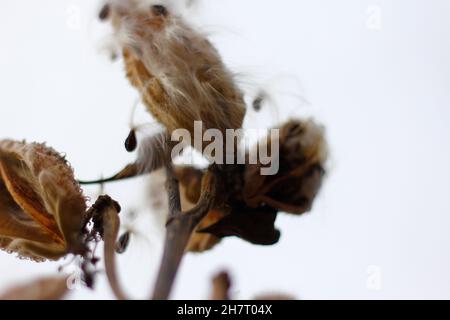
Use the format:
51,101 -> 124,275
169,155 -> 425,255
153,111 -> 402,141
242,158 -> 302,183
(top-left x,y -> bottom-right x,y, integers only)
0,140 -> 87,261
199,205 -> 280,246
243,119 -> 328,215
0,275 -> 69,300
176,166 -> 280,249
175,167 -> 225,253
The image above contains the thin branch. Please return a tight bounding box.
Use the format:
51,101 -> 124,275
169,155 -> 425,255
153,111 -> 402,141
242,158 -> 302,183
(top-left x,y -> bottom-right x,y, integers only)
210,271 -> 232,300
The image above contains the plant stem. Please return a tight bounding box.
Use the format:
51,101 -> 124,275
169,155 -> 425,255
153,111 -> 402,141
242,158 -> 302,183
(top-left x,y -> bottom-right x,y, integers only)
151,165 -> 215,300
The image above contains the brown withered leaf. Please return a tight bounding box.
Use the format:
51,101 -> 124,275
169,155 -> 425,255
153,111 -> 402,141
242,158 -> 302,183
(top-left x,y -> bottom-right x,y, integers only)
175,167 -> 226,253
199,205 -> 280,246
0,276 -> 69,300
185,209 -> 226,252
0,140 -> 87,261
176,166 -> 281,248
243,119 -> 328,215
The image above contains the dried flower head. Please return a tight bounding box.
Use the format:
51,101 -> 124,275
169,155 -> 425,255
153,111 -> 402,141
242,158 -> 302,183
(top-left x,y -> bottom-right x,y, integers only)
0,140 -> 87,261
243,119 -> 328,215
101,0 -> 246,150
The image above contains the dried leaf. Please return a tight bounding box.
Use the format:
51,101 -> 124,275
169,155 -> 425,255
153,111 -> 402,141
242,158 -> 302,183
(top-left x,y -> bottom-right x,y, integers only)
243,119 -> 328,215
199,205 -> 280,246
175,167 -> 225,252
0,140 -> 87,261
0,276 -> 69,300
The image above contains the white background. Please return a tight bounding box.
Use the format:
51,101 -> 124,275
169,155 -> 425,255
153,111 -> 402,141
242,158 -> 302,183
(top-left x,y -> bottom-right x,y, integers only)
0,0 -> 450,299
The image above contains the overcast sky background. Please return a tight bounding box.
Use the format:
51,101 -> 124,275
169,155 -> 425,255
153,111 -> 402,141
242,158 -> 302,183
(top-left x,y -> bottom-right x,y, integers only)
1,0 -> 450,299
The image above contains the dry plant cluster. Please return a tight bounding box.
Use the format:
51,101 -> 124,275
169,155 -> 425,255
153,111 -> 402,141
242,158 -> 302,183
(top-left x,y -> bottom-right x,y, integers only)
0,0 -> 328,300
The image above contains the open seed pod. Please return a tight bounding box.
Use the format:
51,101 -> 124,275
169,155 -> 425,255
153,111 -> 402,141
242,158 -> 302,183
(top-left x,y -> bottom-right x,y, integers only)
0,140 -> 87,261
243,119 -> 328,215
176,166 -> 281,250
0,275 -> 70,300
175,166 -> 226,253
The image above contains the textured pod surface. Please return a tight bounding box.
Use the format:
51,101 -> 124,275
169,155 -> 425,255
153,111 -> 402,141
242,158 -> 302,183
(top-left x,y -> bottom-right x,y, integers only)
0,140 -> 87,261
243,120 -> 328,215
105,0 -> 246,145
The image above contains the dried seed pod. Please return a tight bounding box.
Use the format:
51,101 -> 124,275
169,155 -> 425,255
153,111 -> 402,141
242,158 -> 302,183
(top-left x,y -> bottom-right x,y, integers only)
0,276 -> 70,300
106,1 -> 246,151
199,205 -> 280,246
186,209 -> 225,253
0,140 -> 87,261
175,167 -> 225,253
175,166 -> 280,249
243,119 -> 328,215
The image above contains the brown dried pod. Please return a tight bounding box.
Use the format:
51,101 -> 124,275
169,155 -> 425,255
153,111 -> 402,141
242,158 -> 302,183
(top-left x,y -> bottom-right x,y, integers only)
175,167 -> 226,253
0,276 -> 70,300
199,204 -> 280,246
243,119 -> 328,215
106,1 -> 246,152
175,166 -> 280,249
0,140 -> 87,261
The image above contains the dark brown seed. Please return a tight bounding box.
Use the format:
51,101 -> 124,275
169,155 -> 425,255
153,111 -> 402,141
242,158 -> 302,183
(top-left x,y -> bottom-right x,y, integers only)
115,232 -> 131,254
252,96 -> 264,111
99,4 -> 110,21
125,129 -> 138,152
151,5 -> 168,17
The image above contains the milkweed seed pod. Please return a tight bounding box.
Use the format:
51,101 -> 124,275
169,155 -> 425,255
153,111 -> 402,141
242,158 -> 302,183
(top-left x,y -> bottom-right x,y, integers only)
0,140 -> 87,261
175,166 -> 280,250
243,119 -> 328,215
175,166 -> 225,253
102,0 -> 246,148
0,276 -> 69,300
